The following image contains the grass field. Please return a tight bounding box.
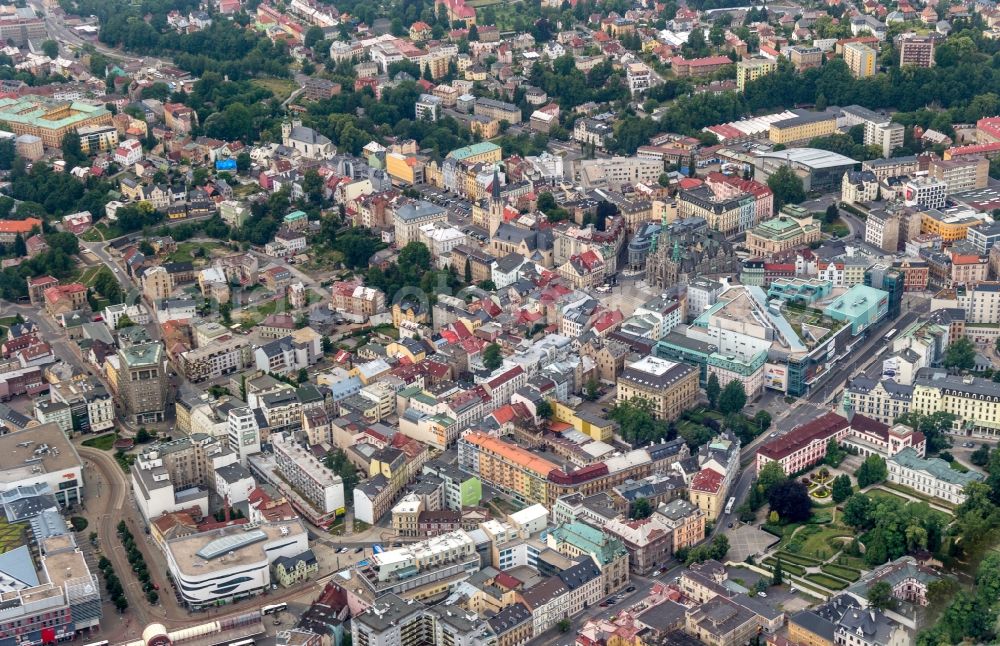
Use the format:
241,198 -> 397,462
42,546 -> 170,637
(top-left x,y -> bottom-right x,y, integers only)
806,573 -> 850,590
168,241 -> 222,265
821,564 -> 861,582
253,77 -> 299,101
82,433 -> 117,450
74,265 -> 103,286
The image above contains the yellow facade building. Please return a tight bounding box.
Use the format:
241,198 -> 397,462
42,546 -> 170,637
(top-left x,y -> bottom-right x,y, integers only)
551,401 -> 616,441
769,110 -> 838,145
736,58 -> 777,92
920,209 -> 982,243
844,42 -> 877,78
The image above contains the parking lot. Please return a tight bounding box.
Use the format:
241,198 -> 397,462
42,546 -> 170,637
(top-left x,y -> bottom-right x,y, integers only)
726,523 -> 780,563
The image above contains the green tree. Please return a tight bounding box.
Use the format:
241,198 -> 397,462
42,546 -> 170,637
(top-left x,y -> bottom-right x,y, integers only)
609,398 -> 672,446
769,480 -> 812,522
42,40 -> 59,59
771,556 -> 784,585
971,444 -> 991,467
842,494 -> 875,529
305,26 -> 325,49
757,461 -> 787,495
767,166 -> 806,210
943,337 -> 977,371
536,400 -> 553,419
584,379 -> 600,401
824,436 -> 846,466
630,497 -> 653,520
706,372 -> 721,409
831,474 -> 853,503
753,410 -> 772,434
115,314 -> 134,330
61,132 -> 85,168
297,368 -> 309,384
718,379 -> 747,415
856,455 -> 888,488
868,580 -> 894,610
557,619 -> 571,633
13,234 -> 25,257
483,343 -> 503,370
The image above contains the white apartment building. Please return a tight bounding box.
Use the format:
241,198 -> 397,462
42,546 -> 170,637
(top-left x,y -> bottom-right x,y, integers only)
179,336 -> 253,383
627,62 -> 652,95
272,432 -> 345,517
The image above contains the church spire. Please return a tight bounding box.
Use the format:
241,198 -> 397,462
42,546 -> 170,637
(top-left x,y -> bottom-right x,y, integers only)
491,168 -> 501,201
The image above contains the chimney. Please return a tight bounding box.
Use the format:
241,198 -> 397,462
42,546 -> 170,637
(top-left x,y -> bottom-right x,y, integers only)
224,493 -> 230,522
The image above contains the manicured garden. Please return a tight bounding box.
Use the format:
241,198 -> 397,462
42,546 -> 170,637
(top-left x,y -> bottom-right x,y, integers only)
806,573 -> 850,590
821,564 -> 861,582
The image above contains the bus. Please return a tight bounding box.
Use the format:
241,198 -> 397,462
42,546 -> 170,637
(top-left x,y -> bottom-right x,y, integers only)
884,328 -> 897,342
227,640 -> 256,646
724,497 -> 736,515
261,603 -> 287,616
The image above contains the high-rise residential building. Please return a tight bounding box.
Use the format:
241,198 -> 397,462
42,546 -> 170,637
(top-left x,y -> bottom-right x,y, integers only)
227,407 -> 260,466
844,42 -> 877,77
899,35 -> 936,68
115,342 -> 168,424
736,58 -> 777,91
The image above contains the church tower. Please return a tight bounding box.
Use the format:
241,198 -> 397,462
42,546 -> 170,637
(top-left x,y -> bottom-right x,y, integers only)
488,168 -> 503,238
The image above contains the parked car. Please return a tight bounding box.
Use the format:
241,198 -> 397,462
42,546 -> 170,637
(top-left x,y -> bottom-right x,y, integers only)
758,592 -> 767,598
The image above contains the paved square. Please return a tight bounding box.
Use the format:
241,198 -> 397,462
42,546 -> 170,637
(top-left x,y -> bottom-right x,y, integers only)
726,524 -> 780,563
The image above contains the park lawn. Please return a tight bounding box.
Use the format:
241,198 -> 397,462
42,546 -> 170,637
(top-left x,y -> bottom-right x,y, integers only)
805,573 -> 850,590
252,77 -> 299,101
880,482 -> 957,510
867,488 -> 909,505
74,265 -> 102,287
822,564 -> 861,581
82,433 -> 118,450
799,526 -> 853,560
168,241 -> 222,265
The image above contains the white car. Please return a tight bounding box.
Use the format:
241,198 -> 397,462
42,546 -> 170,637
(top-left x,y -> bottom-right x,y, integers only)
113,267 -> 119,273
758,591 -> 767,598
652,570 -> 661,577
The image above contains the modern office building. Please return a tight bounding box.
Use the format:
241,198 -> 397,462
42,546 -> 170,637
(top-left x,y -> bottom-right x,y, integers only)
754,148 -> 857,191
164,520 -> 308,609
0,424 -> 83,507
0,536 -> 102,646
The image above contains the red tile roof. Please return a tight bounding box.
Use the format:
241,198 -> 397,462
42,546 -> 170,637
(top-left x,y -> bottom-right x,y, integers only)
690,468 -> 724,494
758,412 -> 848,461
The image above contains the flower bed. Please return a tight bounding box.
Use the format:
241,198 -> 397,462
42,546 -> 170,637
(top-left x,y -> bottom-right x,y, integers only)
762,558 -> 806,576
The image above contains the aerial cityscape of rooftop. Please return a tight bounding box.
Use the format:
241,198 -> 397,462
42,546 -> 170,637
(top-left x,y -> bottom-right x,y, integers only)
1,0 -> 1000,645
